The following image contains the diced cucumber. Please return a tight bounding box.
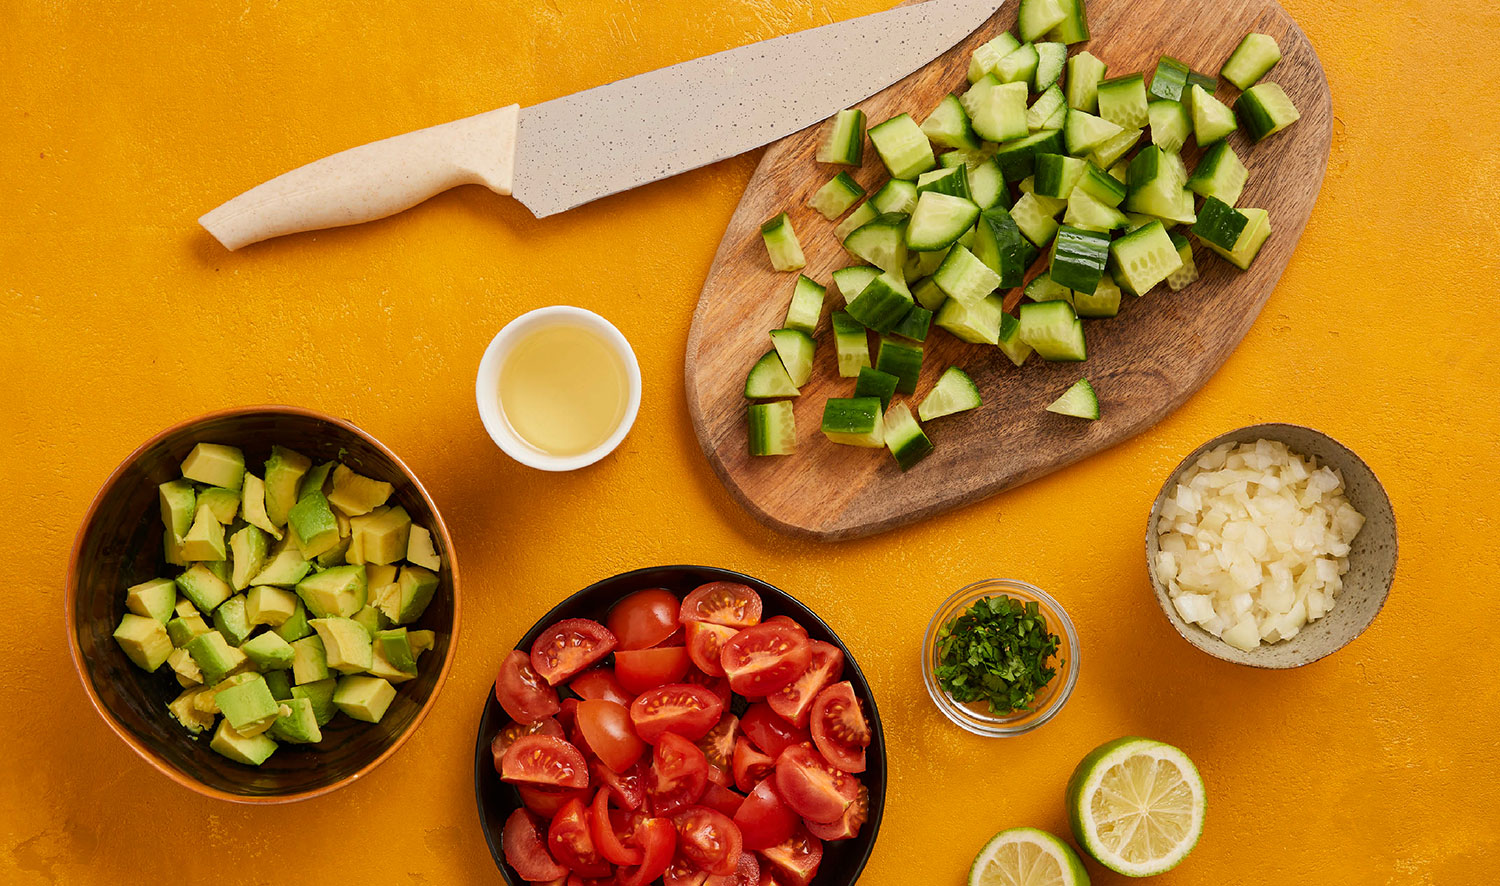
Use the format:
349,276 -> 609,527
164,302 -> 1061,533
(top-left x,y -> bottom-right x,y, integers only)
817,109 -> 866,165
1096,74 -> 1149,130
784,275 -> 825,335
921,94 -> 983,151
1186,140 -> 1248,206
1125,146 -> 1186,218
1010,192 -> 1062,247
935,293 -> 1005,344
892,304 -> 932,342
1190,85 -> 1237,145
1148,100 -> 1191,153
919,366 -> 982,421
907,192 -> 979,251
871,180 -> 919,215
1087,127 -> 1142,169
1027,85 -> 1067,132
1018,300 -> 1087,361
968,158 -> 1008,210
912,276 -> 946,311
1148,56 -> 1192,102
1049,225 -> 1110,295
808,172 -> 866,220
916,166 -> 971,200
844,212 -> 909,272
868,113 -> 936,180
1032,43 -> 1067,92
969,33 -> 1022,83
846,270 -> 914,332
875,336 -> 923,394
832,266 -> 881,304
1183,70 -> 1218,110
1040,103 -> 1069,132
831,311 -> 870,377
1025,272 -> 1073,305
853,366 -> 899,410
1203,207 -> 1270,269
939,145 -> 998,170
910,247 -> 949,280
1034,153 -> 1086,199
821,397 -> 885,448
963,77 -> 1029,143
996,310 -> 1033,367
1109,220 -> 1183,294
745,350 -> 799,399
1192,196 -> 1249,250
834,201 -> 879,241
993,129 -> 1065,182
1074,272 -> 1122,317
1047,378 -> 1100,419
1063,109 -> 1123,156
997,42 -> 1041,85
1108,161 -> 1129,183
1028,186 -> 1067,216
748,401 -> 796,456
971,207 -> 1028,288
768,328 -> 815,387
1064,187 -> 1129,232
1221,32 -> 1282,90
1046,0 -> 1090,44
883,402 -> 934,471
1077,163 -> 1126,208
1066,51 -> 1107,113
933,244 -> 1002,307
760,213 -> 805,271
1236,83 -> 1300,141
1166,232 -> 1199,291
1018,0 -> 1067,41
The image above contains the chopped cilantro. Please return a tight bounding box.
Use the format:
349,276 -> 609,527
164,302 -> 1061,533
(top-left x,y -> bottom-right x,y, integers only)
934,594 -> 1062,715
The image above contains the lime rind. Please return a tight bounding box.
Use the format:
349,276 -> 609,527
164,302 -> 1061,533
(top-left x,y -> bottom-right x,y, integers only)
1065,737 -> 1206,878
969,826 -> 1091,886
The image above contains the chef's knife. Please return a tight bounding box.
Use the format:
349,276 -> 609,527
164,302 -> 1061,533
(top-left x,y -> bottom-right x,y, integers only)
200,0 -> 1000,250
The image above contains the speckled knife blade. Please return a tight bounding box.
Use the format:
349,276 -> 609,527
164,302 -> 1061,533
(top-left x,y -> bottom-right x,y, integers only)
512,0 -> 1001,217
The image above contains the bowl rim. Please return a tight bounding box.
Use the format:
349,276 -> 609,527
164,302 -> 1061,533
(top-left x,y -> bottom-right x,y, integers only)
1144,422 -> 1398,669
470,564 -> 887,885
64,403 -> 463,804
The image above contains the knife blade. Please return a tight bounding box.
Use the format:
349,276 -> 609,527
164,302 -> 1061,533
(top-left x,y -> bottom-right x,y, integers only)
200,0 -> 1000,250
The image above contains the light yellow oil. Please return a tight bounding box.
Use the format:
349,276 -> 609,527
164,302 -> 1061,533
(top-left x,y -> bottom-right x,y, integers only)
499,323 -> 629,457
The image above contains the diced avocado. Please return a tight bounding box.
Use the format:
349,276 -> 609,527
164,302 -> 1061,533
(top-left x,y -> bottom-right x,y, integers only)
167,647 -> 203,687
287,490 -> 341,560
376,628 -> 417,674
174,563 -> 232,614
197,487 -> 241,524
163,530 -> 187,567
186,630 -> 249,684
246,585 -> 298,627
263,668 -> 293,701
291,678 -> 338,726
181,443 -> 246,491
367,564 -> 398,587
173,597 -> 197,618
263,445 -> 312,527
214,674 -> 282,734
167,687 -> 217,734
210,720 -> 278,766
166,612 -> 211,647
406,524 -> 442,571
351,605 -> 385,638
310,617 -> 373,674
204,559 -> 232,585
228,525 -> 269,592
158,480 -> 196,542
250,548 -> 312,588
409,630 -> 436,658
333,675 -> 397,724
197,672 -> 257,714
114,613 -> 173,671
327,463 -> 394,516
212,594 -> 253,646
241,631 -> 296,670
240,473 -> 283,540
349,506 -> 411,567
394,565 -> 439,625
125,577 -> 177,624
295,564 -> 368,619
269,696 -> 324,744
179,502 -> 227,562
299,461 -> 335,500
367,639 -> 417,684
290,635 -> 329,684
273,599 -> 312,643
315,536 -> 352,569
370,580 -> 400,624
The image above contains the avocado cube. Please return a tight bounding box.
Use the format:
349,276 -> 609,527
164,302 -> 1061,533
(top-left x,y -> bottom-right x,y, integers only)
173,597 -> 198,618
375,628 -> 417,672
175,563 -> 231,612
166,612 -> 211,647
351,605 -> 385,638
295,564 -> 368,619
315,536 -> 352,569
269,696 -> 324,744
204,559 -> 232,586
240,631 -> 295,670
250,548 -> 311,588
299,462 -> 335,500
212,594 -> 253,646
290,635 -> 329,685
214,674 -> 282,734
209,720 -> 278,766
333,675 -> 396,724
394,565 -> 439,625
409,630 -> 436,658
186,630 -> 249,685
290,678 -> 339,726
158,480 -> 196,542
366,642 -> 416,683
181,443 -> 246,491
263,445 -> 312,528
167,687 -> 217,734
406,524 -> 442,571
228,525 -> 270,591
197,487 -> 241,524
366,564 -> 398,587
179,503 -> 227,562
263,668 -> 293,701
163,529 -> 187,567
114,613 -> 173,671
246,585 -> 298,627
125,577 -> 178,624
239,473 -> 283,540
309,617 -> 373,673
167,647 -> 203,687
273,599 -> 312,643
327,464 -> 394,517
197,673 -> 253,714
288,490 -> 341,560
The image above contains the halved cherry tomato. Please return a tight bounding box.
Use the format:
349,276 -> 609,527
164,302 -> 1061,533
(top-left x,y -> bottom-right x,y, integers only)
682,667 -> 733,707
592,759 -> 647,810
685,622 -> 737,678
773,744 -> 857,824
680,582 -> 763,628
763,616 -> 807,634
495,650 -> 562,724
630,683 -> 725,744
806,782 -> 869,841
664,855 -> 708,886
503,808 -> 569,881
699,781 -> 745,818
808,681 -> 869,774
608,588 -> 682,650
547,796 -> 613,878
696,714 -> 739,775
648,732 -> 709,816
532,619 -> 618,686
492,717 -> 564,774
731,737 -> 776,793
618,817 -> 677,886
673,806 -> 743,876
502,735 -> 591,790
591,789 -> 644,866
720,623 -> 811,697
571,667 -> 634,707
704,851 -> 760,886
615,646 -> 692,695
577,699 -> 646,774
519,785 -> 590,820
767,641 -> 843,728
733,778 -> 799,850
760,825 -> 823,886
658,626 -> 686,647
740,703 -> 809,759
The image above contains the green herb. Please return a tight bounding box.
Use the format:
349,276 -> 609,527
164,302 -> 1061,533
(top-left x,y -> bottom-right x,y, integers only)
934,595 -> 1062,715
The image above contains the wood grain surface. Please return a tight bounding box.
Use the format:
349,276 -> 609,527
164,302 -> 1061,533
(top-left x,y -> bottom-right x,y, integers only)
686,0 -> 1332,541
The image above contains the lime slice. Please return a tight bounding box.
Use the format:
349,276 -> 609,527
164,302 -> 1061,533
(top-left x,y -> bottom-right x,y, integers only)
968,827 -> 1090,886
1065,737 -> 1206,877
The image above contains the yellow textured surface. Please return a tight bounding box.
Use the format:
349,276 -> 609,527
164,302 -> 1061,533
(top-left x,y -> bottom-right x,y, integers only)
2,0 -> 1496,883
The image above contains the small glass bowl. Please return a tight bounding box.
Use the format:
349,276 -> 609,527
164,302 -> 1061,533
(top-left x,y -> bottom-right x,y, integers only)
922,579 -> 1081,737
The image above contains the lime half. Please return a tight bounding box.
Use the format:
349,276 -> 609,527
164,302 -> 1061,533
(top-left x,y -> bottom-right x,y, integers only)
1065,737 -> 1206,877
968,827 -> 1090,886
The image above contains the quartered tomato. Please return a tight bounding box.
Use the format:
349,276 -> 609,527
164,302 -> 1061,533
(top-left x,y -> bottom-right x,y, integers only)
577,699 -> 646,774
680,582 -> 763,628
696,713 -> 739,775
608,588 -> 682,650
720,623 -> 811,697
571,667 -> 634,707
502,735 -> 591,790
706,763 -> 732,789
773,744 -> 858,824
704,851 -> 760,886
685,622 -> 738,678
615,646 -> 692,695
547,797 -> 613,878
617,817 -> 677,886
648,732 -> 709,816
762,616 -> 807,634
733,778 -> 799,851
673,806 -> 744,876
519,785 -> 590,820
592,759 -> 647,810
809,681 -> 870,774
532,619 -> 618,686
495,650 -> 562,724
502,808 -> 569,882
699,781 -> 745,818
760,825 -> 823,886
682,668 -> 733,707
806,782 -> 869,842
591,789 -> 644,866
492,717 -> 564,774
731,737 -> 776,793
767,641 -> 844,728
630,683 -> 725,744
740,703 -> 809,759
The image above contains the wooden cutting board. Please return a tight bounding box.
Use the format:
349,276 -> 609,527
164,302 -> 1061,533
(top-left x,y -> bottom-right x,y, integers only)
685,0 -> 1331,541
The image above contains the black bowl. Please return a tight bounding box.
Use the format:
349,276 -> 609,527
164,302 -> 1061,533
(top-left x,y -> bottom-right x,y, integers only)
473,565 -> 886,885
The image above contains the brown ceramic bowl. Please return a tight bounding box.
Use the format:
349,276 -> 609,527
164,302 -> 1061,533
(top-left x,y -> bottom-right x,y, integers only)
1146,423 -> 1397,668
66,405 -> 460,803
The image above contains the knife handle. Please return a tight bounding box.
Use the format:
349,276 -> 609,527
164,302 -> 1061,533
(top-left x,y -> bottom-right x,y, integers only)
199,104 -> 520,251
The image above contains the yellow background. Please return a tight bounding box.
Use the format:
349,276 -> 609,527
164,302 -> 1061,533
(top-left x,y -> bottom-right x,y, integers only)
3,0 -> 1496,883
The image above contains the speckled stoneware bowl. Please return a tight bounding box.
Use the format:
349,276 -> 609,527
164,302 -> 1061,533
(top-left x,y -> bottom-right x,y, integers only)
1146,424 -> 1397,668
66,405 -> 460,803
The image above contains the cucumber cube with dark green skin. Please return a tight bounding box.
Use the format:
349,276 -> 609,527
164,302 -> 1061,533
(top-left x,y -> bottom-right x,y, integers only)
784,275 -> 825,336
970,207 -> 1029,288
748,401 -> 796,457
1203,207 -> 1272,269
883,403 -> 934,471
1066,52 -> 1107,113
920,94 -> 983,151
868,113 -> 936,180
1034,154 -> 1087,199
1236,83 -> 1301,141
1096,74 -> 1149,130
875,336 -> 924,394
821,398 -> 885,448
994,130 -> 1065,181
997,310 -> 1034,367
843,212 -> 910,272
1046,0 -> 1089,44
1187,141 -> 1248,206
915,165 -> 971,199
853,367 -> 900,410
1220,33 -> 1282,90
871,180 -> 919,215
891,304 -> 933,342
846,271 -> 915,333
995,42 -> 1040,85
1049,226 -> 1111,295
760,213 -> 806,271
964,77 -> 1029,144
831,311 -> 871,378
817,108 -> 866,165
808,172 -> 866,220
1018,300 -> 1088,362
1148,56 -> 1192,102
744,350 -> 799,399
1192,197 -> 1250,250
